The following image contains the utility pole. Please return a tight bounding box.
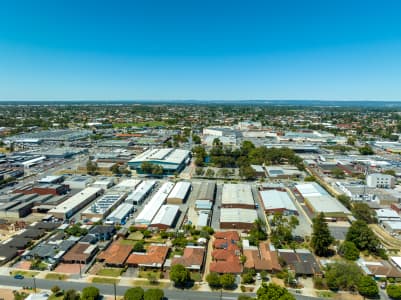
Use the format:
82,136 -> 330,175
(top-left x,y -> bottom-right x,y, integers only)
113,282 -> 117,300
32,276 -> 37,293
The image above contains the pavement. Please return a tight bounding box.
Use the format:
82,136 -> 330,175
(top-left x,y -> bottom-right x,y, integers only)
0,273 -> 327,300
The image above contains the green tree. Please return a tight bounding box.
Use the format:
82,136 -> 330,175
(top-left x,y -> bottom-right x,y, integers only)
81,286 -> 100,300
86,160 -> 98,175
144,288 -> 164,300
63,289 -> 80,300
352,203 -> 376,224
357,275 -> 378,298
133,240 -> 145,252
359,145 -> 374,155
311,213 -> 334,257
141,162 -> 154,174
192,134 -> 201,144
111,164 -> 121,175
248,219 -> 267,246
51,285 -> 60,295
239,165 -> 257,180
387,284 -> 401,300
238,296 -> 254,300
337,195 -> 351,210
338,241 -> 359,260
256,283 -> 295,300
346,220 -> 380,254
325,261 -> 362,291
206,272 -> 221,288
242,272 -> 255,284
331,167 -> 346,179
124,287 -> 144,300
220,273 -> 236,289
170,264 -> 191,287
270,214 -> 299,248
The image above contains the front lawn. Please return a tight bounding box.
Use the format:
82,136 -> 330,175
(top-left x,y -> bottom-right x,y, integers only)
97,268 -> 124,277
45,273 -> 68,281
11,270 -> 40,277
91,277 -> 119,284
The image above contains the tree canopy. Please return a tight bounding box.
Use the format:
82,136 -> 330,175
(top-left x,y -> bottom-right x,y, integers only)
81,286 -> 100,300
256,283 -> 295,300
338,241 -> 359,261
357,276 -> 379,298
387,284 -> 401,300
311,213 -> 334,257
170,264 -> 191,287
124,287 -> 144,300
325,261 -> 362,291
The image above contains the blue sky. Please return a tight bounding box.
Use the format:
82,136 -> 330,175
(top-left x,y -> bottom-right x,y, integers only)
0,0 -> 401,100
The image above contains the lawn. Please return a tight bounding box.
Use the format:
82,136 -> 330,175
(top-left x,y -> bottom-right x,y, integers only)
91,277 -> 119,284
45,273 -> 68,281
48,293 -> 64,300
112,121 -> 167,128
133,279 -> 170,289
127,231 -> 144,241
190,272 -> 202,282
119,239 -> 136,246
317,291 -> 334,298
138,270 -> 161,279
11,270 -> 40,277
97,268 -> 124,277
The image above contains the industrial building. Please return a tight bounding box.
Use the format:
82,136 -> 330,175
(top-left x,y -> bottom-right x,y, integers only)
126,180 -> 156,205
81,192 -> 127,220
195,182 -> 216,210
106,202 -> 135,225
220,208 -> 258,230
150,204 -> 180,229
113,179 -> 142,192
295,183 -> 351,219
259,190 -> 298,215
92,177 -> 115,189
221,184 -> 254,209
49,187 -> 103,219
367,173 -> 395,189
135,182 -> 175,225
64,176 -> 94,189
167,181 -> 191,204
128,148 -> 191,175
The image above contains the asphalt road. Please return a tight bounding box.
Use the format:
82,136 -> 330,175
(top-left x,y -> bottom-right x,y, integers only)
2,275 -> 323,300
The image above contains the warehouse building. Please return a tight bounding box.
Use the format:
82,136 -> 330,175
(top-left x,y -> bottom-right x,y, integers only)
220,208 -> 258,230
135,182 -> 175,225
128,148 -> 191,175
113,179 -> 142,192
221,184 -> 254,209
106,203 -> 135,225
295,183 -> 351,219
64,176 -> 94,189
81,192 -> 127,220
92,177 -> 115,189
126,180 -> 156,205
259,190 -> 298,216
195,182 -> 216,210
150,204 -> 180,230
167,181 -> 191,204
49,187 -> 103,219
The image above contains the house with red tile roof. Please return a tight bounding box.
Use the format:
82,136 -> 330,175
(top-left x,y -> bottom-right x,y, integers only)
171,245 -> 205,272
97,240 -> 133,267
126,244 -> 169,269
243,242 -> 281,272
209,231 -> 242,274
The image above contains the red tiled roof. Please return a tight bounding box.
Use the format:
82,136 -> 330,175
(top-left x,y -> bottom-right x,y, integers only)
127,245 -> 169,267
172,246 -> 205,269
97,241 -> 132,265
210,255 -> 242,274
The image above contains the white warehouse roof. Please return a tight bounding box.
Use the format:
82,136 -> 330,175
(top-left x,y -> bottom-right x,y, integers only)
82,192 -> 127,216
151,204 -> 180,227
295,182 -> 329,197
107,202 -> 134,221
222,184 -> 254,206
126,180 -> 156,204
220,208 -> 258,224
259,190 -> 298,212
130,148 -> 190,165
306,195 -> 351,215
135,182 -> 175,225
168,181 -> 191,200
49,187 -> 103,215
113,179 -> 142,191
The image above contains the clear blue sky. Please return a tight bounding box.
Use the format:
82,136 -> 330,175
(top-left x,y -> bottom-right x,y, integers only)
1,0 -> 401,100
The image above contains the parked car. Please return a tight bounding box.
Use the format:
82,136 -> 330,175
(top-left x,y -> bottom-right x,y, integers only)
380,282 -> 387,289
14,274 -> 24,280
